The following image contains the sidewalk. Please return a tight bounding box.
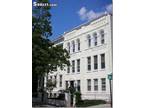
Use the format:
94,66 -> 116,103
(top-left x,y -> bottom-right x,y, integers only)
85,104 -> 111,108
33,104 -> 111,108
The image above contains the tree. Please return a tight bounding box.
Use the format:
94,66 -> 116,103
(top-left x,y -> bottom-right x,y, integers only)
46,79 -> 56,98
32,0 -> 70,102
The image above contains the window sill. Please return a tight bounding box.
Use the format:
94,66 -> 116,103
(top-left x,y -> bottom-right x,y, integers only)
99,69 -> 106,71
70,50 -> 82,55
93,70 -> 98,72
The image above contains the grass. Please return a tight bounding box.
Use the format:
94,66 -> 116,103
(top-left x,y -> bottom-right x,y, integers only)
76,100 -> 107,107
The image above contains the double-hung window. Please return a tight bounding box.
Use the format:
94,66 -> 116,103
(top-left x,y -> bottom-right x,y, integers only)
94,55 -> 98,70
77,80 -> 81,91
101,78 -> 106,91
101,54 -> 105,69
77,39 -> 80,51
87,35 -> 91,47
87,57 -> 91,71
87,79 -> 91,91
93,32 -> 97,46
67,66 -> 70,73
94,79 -> 98,91
100,30 -> 105,44
72,41 -> 75,52
72,60 -> 75,73
67,42 -> 70,53
77,59 -> 80,72
59,75 -> 62,87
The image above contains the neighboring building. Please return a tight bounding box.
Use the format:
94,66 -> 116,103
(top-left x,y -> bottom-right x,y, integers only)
47,13 -> 113,101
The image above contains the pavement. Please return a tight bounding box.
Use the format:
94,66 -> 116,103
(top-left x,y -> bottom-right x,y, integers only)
33,104 -> 111,108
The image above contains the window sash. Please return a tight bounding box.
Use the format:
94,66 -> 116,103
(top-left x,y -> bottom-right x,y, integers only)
72,41 -> 75,52
87,57 -> 91,70
77,39 -> 80,51
87,36 -> 91,47
94,79 -> 98,91
77,59 -> 80,72
94,55 -> 98,69
67,66 -> 70,73
60,75 -> 62,87
72,60 -> 75,72
87,79 -> 91,91
101,30 -> 105,44
101,78 -> 106,91
101,54 -> 105,69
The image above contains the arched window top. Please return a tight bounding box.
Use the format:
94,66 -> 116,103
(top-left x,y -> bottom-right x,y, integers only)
100,29 -> 104,34
87,34 -> 91,38
93,32 -> 97,36
77,38 -> 80,41
72,40 -> 75,44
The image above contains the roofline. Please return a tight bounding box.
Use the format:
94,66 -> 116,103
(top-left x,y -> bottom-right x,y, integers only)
64,13 -> 112,34
53,13 -> 112,42
52,35 -> 64,43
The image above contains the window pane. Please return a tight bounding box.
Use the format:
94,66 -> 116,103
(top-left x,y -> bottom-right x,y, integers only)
77,59 -> 80,72
94,79 -> 98,91
87,79 -> 91,91
77,80 -> 81,91
67,66 -> 70,73
101,78 -> 106,91
67,42 -> 70,53
93,32 -> 97,46
72,41 -> 75,52
72,60 -> 75,72
87,57 -> 91,71
101,54 -> 105,69
100,30 -> 105,44
60,75 -> 62,87
77,39 -> 80,51
94,55 -> 98,69
87,35 -> 91,47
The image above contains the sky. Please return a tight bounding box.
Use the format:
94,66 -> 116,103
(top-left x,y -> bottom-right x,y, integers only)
33,0 -> 112,40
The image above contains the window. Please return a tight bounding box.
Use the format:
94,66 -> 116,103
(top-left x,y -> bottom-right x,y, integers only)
87,79 -> 91,91
72,60 -> 75,73
77,80 -> 81,91
77,39 -> 80,51
53,66 -> 57,71
93,32 -> 97,46
67,66 -> 70,73
72,41 -> 75,52
67,42 -> 70,53
101,78 -> 106,91
65,81 -> 68,89
87,57 -> 91,71
54,75 -> 57,87
94,79 -> 98,91
101,54 -> 105,69
77,59 -> 80,72
94,55 -> 98,70
87,35 -> 91,47
50,76 -> 52,80
100,30 -> 105,44
59,75 -> 62,87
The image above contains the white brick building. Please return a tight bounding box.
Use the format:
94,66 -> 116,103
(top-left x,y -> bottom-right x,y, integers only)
48,13 -> 112,101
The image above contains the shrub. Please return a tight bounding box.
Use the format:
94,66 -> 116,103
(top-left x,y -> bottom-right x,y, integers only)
76,100 -> 106,107
74,91 -> 81,104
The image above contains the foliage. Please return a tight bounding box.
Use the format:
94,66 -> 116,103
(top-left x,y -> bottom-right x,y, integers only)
74,91 -> 81,104
32,0 -> 70,99
46,79 -> 56,92
76,100 -> 107,107
32,0 -> 70,76
67,86 -> 76,94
